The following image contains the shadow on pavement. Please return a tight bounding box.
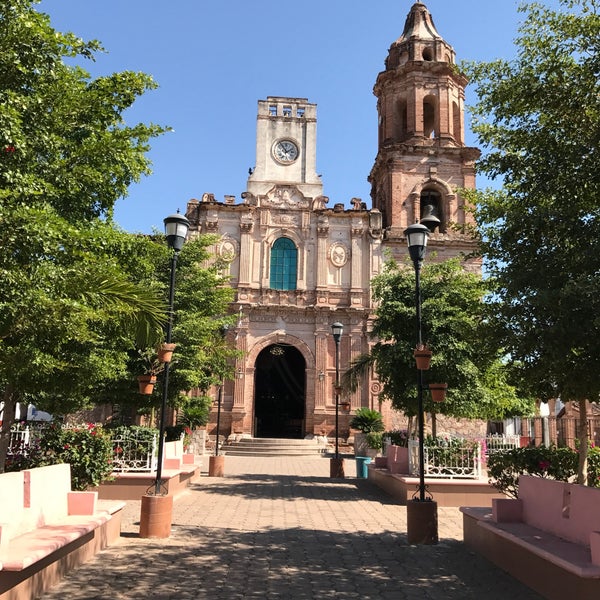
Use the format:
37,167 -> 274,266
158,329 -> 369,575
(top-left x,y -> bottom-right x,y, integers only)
42,523 -> 543,600
189,474 -> 400,505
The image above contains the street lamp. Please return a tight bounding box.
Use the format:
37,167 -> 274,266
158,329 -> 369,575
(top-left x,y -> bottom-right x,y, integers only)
209,325 -> 229,477
330,322 -> 344,478
404,222 -> 438,544
140,210 -> 189,539
154,211 -> 189,495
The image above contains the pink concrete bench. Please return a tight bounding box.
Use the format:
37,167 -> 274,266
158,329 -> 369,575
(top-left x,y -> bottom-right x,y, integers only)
163,438 -> 196,470
373,445 -> 408,473
460,475 -> 600,600
0,463 -> 125,600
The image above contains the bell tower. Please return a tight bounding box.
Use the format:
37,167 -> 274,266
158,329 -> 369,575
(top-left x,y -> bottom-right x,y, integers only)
369,2 -> 480,263
247,96 -> 323,199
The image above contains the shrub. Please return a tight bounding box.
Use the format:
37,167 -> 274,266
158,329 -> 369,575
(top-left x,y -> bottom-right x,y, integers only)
384,429 -> 409,448
165,424 -> 185,442
349,408 -> 384,434
589,445 -> 600,488
178,395 -> 212,429
487,446 -> 582,498
37,423 -> 114,490
366,432 -> 383,451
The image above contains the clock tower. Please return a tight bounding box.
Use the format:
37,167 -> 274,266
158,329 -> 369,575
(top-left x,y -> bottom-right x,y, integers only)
247,96 -> 323,198
369,2 -> 480,267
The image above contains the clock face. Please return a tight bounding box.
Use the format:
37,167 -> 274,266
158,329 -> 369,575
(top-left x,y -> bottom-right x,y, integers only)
273,139 -> 299,163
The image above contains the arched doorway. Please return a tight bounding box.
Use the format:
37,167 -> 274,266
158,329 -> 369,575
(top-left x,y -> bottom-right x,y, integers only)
254,344 -> 306,438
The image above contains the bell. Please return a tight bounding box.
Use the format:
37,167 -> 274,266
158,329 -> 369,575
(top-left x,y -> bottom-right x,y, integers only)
420,204 -> 441,232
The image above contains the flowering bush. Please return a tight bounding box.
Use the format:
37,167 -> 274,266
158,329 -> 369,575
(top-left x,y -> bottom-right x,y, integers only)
36,423 -> 114,490
384,429 -> 410,448
486,446 -> 600,498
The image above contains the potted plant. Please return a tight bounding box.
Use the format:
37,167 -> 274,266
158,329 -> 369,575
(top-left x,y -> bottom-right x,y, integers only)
137,374 -> 157,395
429,383 -> 448,403
366,432 -> 383,458
350,407 -> 384,456
157,343 -> 176,363
414,344 -> 432,370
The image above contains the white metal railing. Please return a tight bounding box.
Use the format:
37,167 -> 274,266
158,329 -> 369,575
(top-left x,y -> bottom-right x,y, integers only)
483,434 -> 521,456
8,423 -> 48,451
9,423 -> 31,447
110,432 -> 158,473
408,439 -> 482,479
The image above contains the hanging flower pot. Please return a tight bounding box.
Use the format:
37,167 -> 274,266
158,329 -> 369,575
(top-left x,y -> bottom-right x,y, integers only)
414,345 -> 432,370
429,383 -> 448,403
138,374 -> 157,395
157,343 -> 176,363
340,401 -> 351,412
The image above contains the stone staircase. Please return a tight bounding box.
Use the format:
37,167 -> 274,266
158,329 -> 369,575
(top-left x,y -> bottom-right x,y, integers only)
221,437 -> 328,457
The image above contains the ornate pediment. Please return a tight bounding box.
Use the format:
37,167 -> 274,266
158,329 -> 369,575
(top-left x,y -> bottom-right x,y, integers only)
262,185 -> 310,210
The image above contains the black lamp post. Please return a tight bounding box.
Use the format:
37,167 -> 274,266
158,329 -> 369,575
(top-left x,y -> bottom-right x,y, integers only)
331,322 -> 343,459
214,324 -> 229,459
404,222 -> 438,544
214,382 -> 223,456
329,322 -> 344,478
153,211 -> 189,496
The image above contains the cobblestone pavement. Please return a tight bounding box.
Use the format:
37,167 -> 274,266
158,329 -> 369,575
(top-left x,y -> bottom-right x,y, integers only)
41,456 -> 542,599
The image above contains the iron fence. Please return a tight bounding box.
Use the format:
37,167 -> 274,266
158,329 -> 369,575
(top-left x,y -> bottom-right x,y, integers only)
408,439 -> 482,479
110,431 -> 158,473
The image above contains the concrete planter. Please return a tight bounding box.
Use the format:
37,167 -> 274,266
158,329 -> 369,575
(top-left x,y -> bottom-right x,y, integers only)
139,494 -> 173,538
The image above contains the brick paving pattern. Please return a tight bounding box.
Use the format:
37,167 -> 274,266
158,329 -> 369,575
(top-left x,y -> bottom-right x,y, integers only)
41,456 -> 542,599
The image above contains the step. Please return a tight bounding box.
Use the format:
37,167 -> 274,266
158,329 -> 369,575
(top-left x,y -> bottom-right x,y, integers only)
234,438 -> 322,446
221,437 -> 327,457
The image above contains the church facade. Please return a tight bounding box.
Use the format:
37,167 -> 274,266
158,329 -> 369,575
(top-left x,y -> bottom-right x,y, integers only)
184,2 -> 481,440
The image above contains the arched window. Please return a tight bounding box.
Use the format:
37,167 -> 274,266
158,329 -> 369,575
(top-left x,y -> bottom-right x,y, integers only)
394,98 -> 408,141
270,237 -> 297,290
423,96 -> 437,138
420,189 -> 442,232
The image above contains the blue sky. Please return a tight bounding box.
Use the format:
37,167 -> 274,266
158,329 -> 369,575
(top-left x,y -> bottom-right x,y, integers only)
36,1 -> 558,234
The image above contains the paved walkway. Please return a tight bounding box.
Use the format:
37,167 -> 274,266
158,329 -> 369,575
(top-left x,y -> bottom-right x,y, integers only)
41,456 -> 541,599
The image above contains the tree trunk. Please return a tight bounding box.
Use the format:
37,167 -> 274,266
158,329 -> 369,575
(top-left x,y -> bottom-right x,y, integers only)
0,387 -> 17,473
431,410 -> 437,438
408,416 -> 416,438
577,399 -> 589,485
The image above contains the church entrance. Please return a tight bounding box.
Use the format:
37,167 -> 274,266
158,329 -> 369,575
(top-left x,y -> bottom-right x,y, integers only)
254,344 -> 306,438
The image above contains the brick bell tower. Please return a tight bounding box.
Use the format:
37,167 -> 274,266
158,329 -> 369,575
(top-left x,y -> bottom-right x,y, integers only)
369,2 -> 480,268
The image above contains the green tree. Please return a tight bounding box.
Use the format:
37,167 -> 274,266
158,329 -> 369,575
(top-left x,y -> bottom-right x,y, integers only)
0,0 -> 169,471
0,0 -> 165,219
344,258 -> 533,427
463,0 -> 600,483
113,235 -> 239,424
0,207 -> 168,470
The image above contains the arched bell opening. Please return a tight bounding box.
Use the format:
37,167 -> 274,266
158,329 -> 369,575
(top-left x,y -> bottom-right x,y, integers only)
254,344 -> 306,438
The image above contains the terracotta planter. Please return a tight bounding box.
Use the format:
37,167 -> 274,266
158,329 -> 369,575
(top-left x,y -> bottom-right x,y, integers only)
339,401 -> 351,412
158,343 -> 176,363
407,499 -> 438,545
138,374 -> 157,395
429,383 -> 448,402
330,457 -> 345,478
139,494 -> 173,538
209,455 -> 225,477
414,346 -> 432,370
